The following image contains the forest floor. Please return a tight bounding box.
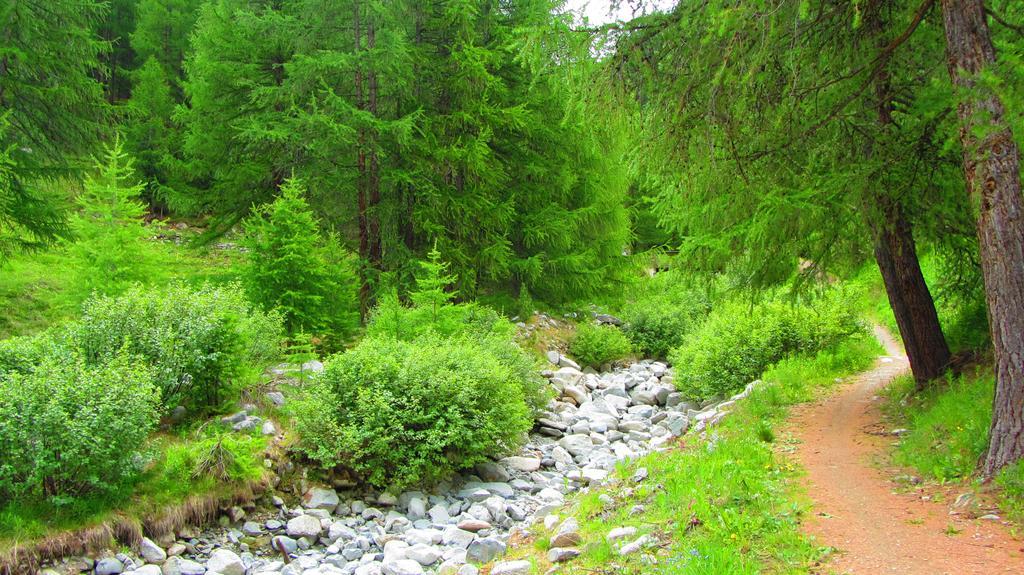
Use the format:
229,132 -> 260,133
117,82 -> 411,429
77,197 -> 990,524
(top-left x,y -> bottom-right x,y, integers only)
788,325 -> 1022,574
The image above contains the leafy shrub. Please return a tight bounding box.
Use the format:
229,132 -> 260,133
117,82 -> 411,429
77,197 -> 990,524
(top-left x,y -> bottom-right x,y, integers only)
614,270 -> 712,356
160,435 -> 266,485
570,323 -> 633,367
74,283 -> 283,412
294,335 -> 533,490
70,136 -> 156,300
367,249 -> 549,413
0,351 -> 160,502
242,178 -> 359,344
670,291 -> 861,399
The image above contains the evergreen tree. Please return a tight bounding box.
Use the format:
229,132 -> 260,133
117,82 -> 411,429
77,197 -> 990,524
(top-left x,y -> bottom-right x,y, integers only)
70,136 -> 152,298
125,57 -> 180,210
242,178 -> 359,343
131,0 -> 204,90
0,0 -> 109,264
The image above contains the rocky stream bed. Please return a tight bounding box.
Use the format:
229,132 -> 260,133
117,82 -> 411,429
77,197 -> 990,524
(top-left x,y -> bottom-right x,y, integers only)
45,354 -> 753,575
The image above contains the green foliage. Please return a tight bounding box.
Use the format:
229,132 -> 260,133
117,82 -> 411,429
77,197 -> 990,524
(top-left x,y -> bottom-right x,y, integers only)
620,271 -> 714,359
515,286 -> 535,321
294,335 -> 532,490
0,1 -> 108,264
670,291 -> 863,399
569,323 -> 633,368
160,434 -> 265,485
0,351 -> 160,503
70,136 -> 155,299
242,178 -> 359,343
74,283 -> 283,412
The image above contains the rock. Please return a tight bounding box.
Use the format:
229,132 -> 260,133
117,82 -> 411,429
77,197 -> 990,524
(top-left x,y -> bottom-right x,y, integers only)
547,547 -> 581,563
355,564 -> 384,575
558,434 -> 594,457
261,420 -> 277,435
287,514 -> 323,538
407,497 -> 427,521
242,521 -> 263,536
607,526 -> 637,543
169,406 -> 188,423
272,535 -> 299,555
160,557 -> 206,575
546,350 -> 560,365
490,560 -> 531,575
618,535 -> 652,556
378,492 -> 400,506
500,456 -> 541,472
593,314 -> 622,326
441,526 -> 476,549
266,391 -> 286,406
206,549 -> 244,575
562,385 -> 588,405
233,416 -> 261,432
166,543 -> 186,557
221,411 -> 247,425
302,360 -> 325,373
474,462 -> 511,483
629,389 -> 658,406
382,559 -> 425,575
466,538 -> 506,564
303,486 -> 341,512
632,467 -> 648,483
428,504 -> 451,524
456,519 -> 490,532
140,537 -> 167,564
95,558 -> 124,575
406,544 -> 442,566
132,566 -> 163,575
551,518 -> 581,548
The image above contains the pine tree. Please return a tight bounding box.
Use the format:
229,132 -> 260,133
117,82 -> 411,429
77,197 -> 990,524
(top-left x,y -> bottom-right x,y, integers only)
242,178 -> 359,343
0,0 -> 109,264
70,136 -> 152,298
125,57 -> 179,209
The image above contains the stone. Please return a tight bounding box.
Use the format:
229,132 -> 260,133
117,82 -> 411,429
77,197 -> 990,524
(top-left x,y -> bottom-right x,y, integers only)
545,350 -> 560,365
303,486 -> 341,512
221,411 -> 247,425
140,537 -> 167,564
441,526 -> 476,549
261,420 -> 277,435
428,504 -> 451,524
160,557 -> 206,575
407,497 -> 427,521
456,519 -> 490,533
499,456 -> 541,472
557,355 -> 582,370
206,549 -> 245,575
618,535 -> 652,556
632,467 -> 648,483
466,538 -> 506,564
607,526 -> 637,543
132,567 -> 163,575
166,543 -> 186,557
242,521 -> 264,536
287,514 -> 323,538
474,462 -> 511,483
551,518 -> 581,548
490,560 -> 531,575
558,434 -> 594,457
355,564 -> 384,575
547,547 -> 581,563
266,391 -> 286,406
302,360 -> 325,373
95,558 -> 124,575
406,544 -> 442,566
271,535 -> 298,555
382,559 -> 425,575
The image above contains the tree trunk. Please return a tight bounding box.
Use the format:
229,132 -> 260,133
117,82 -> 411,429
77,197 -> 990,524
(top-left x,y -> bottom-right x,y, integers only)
870,201 -> 951,385
940,0 -> 1024,477
863,0 -> 951,388
367,18 -> 382,280
354,0 -> 370,320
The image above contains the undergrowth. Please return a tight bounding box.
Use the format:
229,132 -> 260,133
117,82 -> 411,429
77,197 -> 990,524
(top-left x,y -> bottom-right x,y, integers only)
883,369 -> 1024,524
505,334 -> 880,574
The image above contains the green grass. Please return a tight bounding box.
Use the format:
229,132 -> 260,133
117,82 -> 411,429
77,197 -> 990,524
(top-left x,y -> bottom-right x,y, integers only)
883,368 -> 1024,524
0,431 -> 267,546
507,334 -> 880,574
0,234 -> 245,339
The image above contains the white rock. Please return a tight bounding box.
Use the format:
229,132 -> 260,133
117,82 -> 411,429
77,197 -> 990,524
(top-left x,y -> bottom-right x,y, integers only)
607,526 -> 637,543
139,537 -> 166,564
286,514 -> 323,538
490,560 -> 531,575
500,456 -> 541,472
206,549 -> 244,575
382,559 -> 425,575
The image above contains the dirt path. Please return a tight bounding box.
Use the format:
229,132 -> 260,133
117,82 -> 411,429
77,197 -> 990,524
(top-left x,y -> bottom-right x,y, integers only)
789,325 -> 1022,574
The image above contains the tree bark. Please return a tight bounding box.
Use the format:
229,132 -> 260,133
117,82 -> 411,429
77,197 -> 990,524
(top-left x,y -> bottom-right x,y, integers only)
869,201 -> 951,386
864,0 -> 951,388
940,0 -> 1024,477
354,0 -> 370,320
367,17 -> 382,279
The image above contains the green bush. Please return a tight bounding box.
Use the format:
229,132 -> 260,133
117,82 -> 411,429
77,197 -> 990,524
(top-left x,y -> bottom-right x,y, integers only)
0,351 -> 160,503
74,283 -> 283,412
621,283 -> 712,359
570,323 -> 633,368
294,335 -> 533,490
242,178 -> 359,344
669,291 -> 861,399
